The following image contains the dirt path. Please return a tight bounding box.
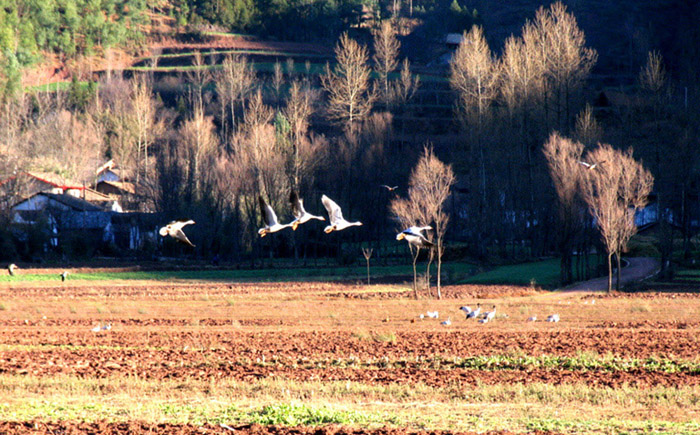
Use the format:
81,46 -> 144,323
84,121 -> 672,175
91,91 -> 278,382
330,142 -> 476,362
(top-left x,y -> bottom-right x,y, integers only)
563,257 -> 660,292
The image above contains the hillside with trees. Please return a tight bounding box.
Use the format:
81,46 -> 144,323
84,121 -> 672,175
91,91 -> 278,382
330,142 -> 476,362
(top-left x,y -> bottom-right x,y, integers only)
0,0 -> 698,288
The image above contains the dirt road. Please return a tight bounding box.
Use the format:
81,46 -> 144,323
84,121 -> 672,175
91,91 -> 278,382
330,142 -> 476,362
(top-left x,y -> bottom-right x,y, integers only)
563,257 -> 660,291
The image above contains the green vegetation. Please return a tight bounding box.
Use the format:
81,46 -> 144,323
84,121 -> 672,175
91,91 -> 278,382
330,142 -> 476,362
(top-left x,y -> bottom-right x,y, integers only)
0,261 -> 478,284
0,375 -> 698,433
458,258 -> 562,287
0,257 -> 576,287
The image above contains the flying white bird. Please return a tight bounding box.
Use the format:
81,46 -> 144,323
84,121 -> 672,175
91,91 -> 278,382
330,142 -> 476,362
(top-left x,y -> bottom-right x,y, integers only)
396,226 -> 434,248
546,314 -> 560,322
159,219 -> 196,247
467,304 -> 481,319
381,185 -> 398,191
426,311 -> 439,319
321,195 -> 362,233
441,317 -> 452,326
459,306 -> 472,317
7,263 -> 17,276
258,196 -> 293,237
578,160 -> 605,170
60,271 -> 69,282
289,191 -> 325,231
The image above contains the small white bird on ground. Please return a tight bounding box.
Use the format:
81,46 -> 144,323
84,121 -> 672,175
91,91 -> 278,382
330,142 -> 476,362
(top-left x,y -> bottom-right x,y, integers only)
527,316 -> 537,322
479,305 -> 496,323
419,313 -> 425,320
289,191 -> 325,230
396,226 -> 434,248
8,263 -> 17,276
426,311 -> 439,319
258,196 -> 293,237
321,195 -> 362,233
159,219 -> 196,247
467,304 -> 481,319
101,323 -> 112,331
546,314 -> 560,322
91,324 -> 101,332
441,318 -> 452,326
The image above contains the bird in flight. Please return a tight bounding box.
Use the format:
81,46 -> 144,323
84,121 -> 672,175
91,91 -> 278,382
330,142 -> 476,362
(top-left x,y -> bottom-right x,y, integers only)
289,191 -> 325,231
321,195 -> 362,233
382,185 -> 398,191
7,263 -> 17,276
60,271 -> 69,282
159,220 -> 196,247
258,196 -> 293,237
578,160 -> 605,170
396,226 -> 434,248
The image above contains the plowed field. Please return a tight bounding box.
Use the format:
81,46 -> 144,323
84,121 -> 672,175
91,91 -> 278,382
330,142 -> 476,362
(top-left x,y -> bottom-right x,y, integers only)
1,278 -> 699,434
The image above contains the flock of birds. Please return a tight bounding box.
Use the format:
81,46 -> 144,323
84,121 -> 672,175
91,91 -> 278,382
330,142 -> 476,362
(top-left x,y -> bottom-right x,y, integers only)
157,189 -> 438,252
417,304 -> 562,326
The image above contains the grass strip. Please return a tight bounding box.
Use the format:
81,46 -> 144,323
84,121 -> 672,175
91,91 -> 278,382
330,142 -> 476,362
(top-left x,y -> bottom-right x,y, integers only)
0,262 -> 481,284
0,375 -> 698,433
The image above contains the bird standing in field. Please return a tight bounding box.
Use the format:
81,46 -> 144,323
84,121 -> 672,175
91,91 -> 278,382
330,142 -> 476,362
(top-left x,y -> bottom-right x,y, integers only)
546,314 -> 560,323
467,304 -> 481,319
426,311 -> 439,319
321,195 -> 362,233
481,305 -> 497,323
8,263 -> 17,276
441,317 -> 452,326
396,226 -> 434,248
159,220 -> 196,247
460,306 -> 472,317
258,196 -> 293,237
289,191 -> 325,231
60,271 -> 69,282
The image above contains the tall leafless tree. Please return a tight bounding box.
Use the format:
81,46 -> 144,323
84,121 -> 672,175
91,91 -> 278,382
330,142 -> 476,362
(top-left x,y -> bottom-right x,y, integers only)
215,54 -> 255,140
580,144 -> 654,291
372,20 -> 400,105
321,33 -> 376,134
542,132 -> 584,285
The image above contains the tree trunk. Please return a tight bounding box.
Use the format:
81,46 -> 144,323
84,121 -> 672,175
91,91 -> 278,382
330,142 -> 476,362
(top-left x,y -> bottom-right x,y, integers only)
411,245 -> 419,299
607,252 -> 613,292
436,243 -> 443,300
616,252 -> 622,292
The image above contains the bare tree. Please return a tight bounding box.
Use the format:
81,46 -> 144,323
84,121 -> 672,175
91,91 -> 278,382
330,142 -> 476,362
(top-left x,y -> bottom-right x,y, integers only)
215,54 -> 255,139
542,132 -> 584,285
580,144 -> 654,291
178,105 -> 219,200
372,20 -> 400,105
450,25 -> 497,209
390,58 -> 420,106
321,33 -> 376,133
538,2 -> 597,132
573,104 -> 602,148
392,146 -> 455,298
131,75 -> 159,184
186,51 -> 211,111
282,81 -> 322,190
273,60 -> 284,108
390,196 -> 424,298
